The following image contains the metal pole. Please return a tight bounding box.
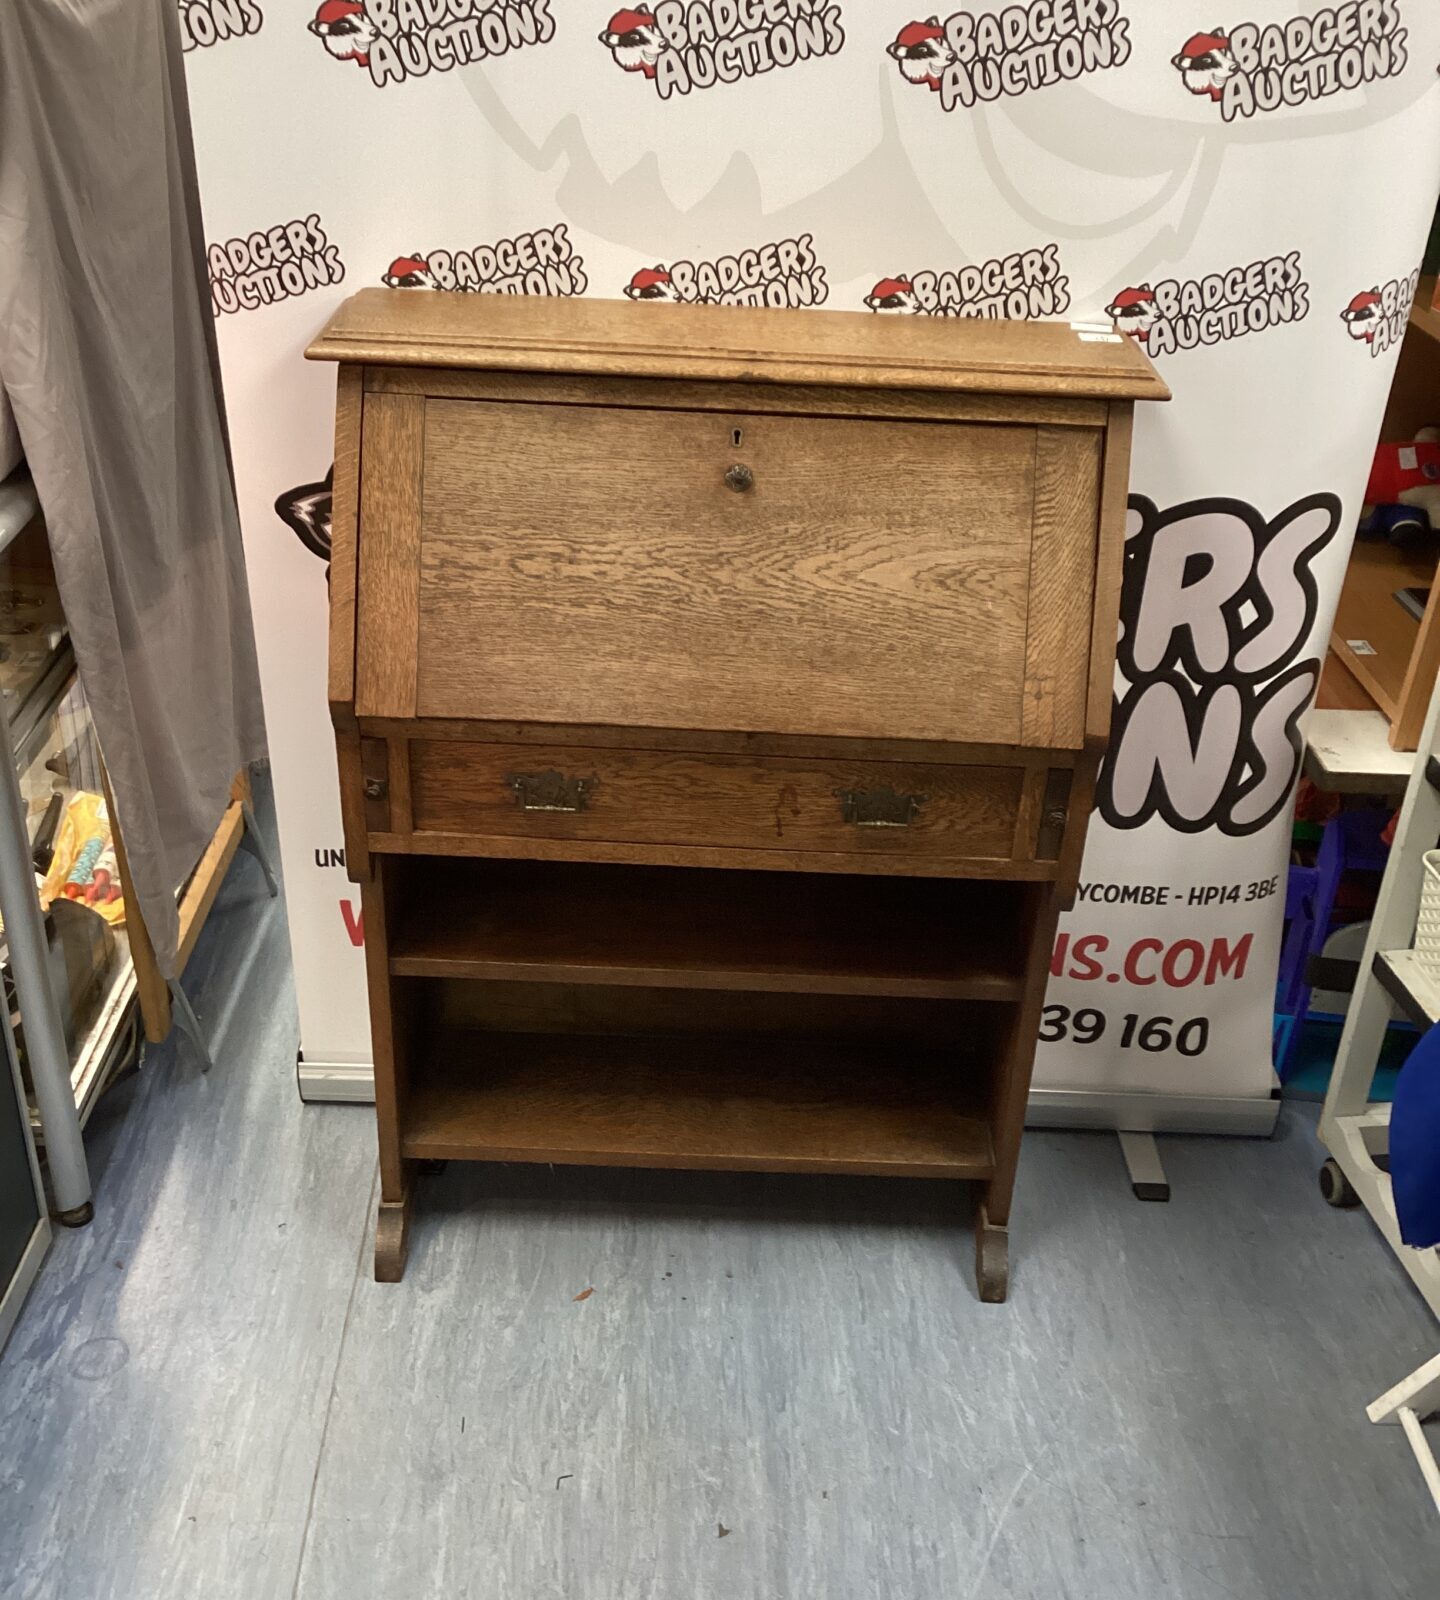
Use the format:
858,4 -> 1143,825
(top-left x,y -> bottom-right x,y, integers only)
0,708 -> 91,1222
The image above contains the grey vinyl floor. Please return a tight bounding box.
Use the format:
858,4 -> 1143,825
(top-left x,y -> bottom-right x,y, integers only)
1,792 -> 1437,1600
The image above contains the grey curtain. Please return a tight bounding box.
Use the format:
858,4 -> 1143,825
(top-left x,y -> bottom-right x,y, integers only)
0,0 -> 267,975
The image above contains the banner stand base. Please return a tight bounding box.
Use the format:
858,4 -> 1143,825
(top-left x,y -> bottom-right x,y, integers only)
1116,1129 -> 1172,1201
1025,1084 -> 1281,1136
296,1053 -> 378,1104
1029,1084 -> 1281,1198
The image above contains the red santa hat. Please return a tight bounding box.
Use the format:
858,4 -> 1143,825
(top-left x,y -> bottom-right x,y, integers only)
894,18 -> 945,47
314,0 -> 365,23
627,266 -> 671,291
386,256 -> 430,280
869,278 -> 914,300
1108,286 -> 1157,311
1177,29 -> 1230,59
606,7 -> 656,30
1343,289 -> 1383,315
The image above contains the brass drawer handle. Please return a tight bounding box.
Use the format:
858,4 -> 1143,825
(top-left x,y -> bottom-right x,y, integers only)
506,770 -> 597,813
724,463 -> 754,493
834,786 -> 927,828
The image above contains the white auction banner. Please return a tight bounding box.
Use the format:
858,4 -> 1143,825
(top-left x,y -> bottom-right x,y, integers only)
183,1 -> 1440,1102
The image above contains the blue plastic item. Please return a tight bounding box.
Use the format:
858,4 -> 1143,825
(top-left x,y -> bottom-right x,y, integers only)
1274,808 -> 1390,1082
1358,501 -> 1432,543
1391,1020 -> 1440,1249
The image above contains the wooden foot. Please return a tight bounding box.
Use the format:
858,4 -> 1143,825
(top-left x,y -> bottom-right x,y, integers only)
374,1188 -> 412,1282
974,1202 -> 1009,1303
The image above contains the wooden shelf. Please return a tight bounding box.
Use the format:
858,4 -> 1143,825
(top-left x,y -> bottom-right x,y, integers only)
1329,537 -> 1433,719
401,1029 -> 995,1179
1316,649 -> 1380,714
1302,705 -> 1411,795
390,858 -> 1028,1002
1327,271 -> 1440,750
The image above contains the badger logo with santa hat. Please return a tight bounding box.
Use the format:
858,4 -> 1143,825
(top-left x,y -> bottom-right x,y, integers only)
599,3 -> 844,96
1171,29 -> 1238,101
886,7 -> 1132,109
1341,273 -> 1421,359
1171,14 -> 1408,120
623,266 -> 680,301
1106,286 -> 1162,343
1340,289 -> 1384,344
598,8 -> 670,78
309,0 -> 558,85
308,0 -> 376,66
864,279 -> 921,314
886,17 -> 954,91
383,255 -> 441,291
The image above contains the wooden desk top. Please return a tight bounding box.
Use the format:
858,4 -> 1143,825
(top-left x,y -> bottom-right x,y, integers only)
308,288 -> 1169,403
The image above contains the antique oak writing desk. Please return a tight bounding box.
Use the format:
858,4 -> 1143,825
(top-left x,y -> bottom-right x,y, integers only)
309,290 -> 1166,1297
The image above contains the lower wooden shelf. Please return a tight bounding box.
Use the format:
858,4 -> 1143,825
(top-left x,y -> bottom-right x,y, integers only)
401,1028 -> 995,1180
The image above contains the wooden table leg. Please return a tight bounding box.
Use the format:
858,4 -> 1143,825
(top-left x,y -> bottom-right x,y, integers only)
374,1177 -> 413,1283
974,1200 -> 1010,1303
103,768 -> 171,1043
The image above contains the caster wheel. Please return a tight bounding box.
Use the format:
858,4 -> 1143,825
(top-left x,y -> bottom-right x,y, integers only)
1319,1158 -> 1361,1209
54,1200 -> 95,1228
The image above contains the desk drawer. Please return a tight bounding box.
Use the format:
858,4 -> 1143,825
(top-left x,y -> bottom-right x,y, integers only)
407,741 -> 1025,866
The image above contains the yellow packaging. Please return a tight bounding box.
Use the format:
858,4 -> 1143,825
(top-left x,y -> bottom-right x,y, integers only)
39,791 -> 125,926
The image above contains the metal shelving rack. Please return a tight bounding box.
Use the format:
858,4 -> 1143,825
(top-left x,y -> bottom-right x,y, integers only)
1318,665 -> 1440,1511
0,469 -> 143,1224
0,982 -> 49,1355
1320,670 -> 1440,1313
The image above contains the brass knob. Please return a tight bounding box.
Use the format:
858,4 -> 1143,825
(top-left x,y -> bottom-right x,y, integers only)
724,463 -> 754,493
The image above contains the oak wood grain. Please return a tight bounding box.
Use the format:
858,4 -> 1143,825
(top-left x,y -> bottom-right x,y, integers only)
1316,649 -> 1379,712
388,858 -> 1027,1002
1013,766 -> 1047,862
407,740 -> 1023,863
1021,427 -> 1100,748
984,885 -> 1062,1227
355,392 -> 425,719
360,737 -> 390,833
104,765 -> 170,1043
400,1030 -> 996,1179
416,400 -> 1034,744
386,735 -> 413,834
1329,534 -> 1432,735
360,718 -> 1068,771
175,801 -> 245,971
321,295 -> 1159,1277
1086,401 -> 1134,739
363,859 -> 409,1200
327,363 -> 364,721
1055,744 -> 1103,906
1392,579 -> 1440,750
367,831 -> 1060,881
431,978 -> 1003,1046
334,729 -> 371,884
367,365 -> 1109,429
308,288 -> 1170,402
